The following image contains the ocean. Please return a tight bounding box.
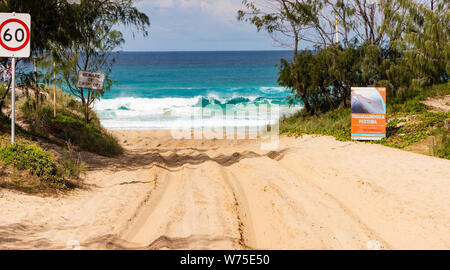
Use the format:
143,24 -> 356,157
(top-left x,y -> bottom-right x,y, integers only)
93,51 -> 303,130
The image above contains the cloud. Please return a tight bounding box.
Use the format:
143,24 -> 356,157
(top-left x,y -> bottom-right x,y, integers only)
123,0 -> 280,51
141,0 -> 242,21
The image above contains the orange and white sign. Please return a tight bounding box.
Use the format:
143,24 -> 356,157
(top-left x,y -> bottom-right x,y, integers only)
351,87 -> 386,140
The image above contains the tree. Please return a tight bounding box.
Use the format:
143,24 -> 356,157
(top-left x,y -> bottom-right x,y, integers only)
239,0 -> 448,115
0,0 -> 149,122
237,0 -> 400,114
41,0 -> 149,127
399,0 -> 449,85
0,0 -> 78,115
238,0 -> 317,113
0,0 -> 77,54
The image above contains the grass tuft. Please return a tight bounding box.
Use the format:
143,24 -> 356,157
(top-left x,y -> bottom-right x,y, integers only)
280,108 -> 351,141
20,87 -> 123,157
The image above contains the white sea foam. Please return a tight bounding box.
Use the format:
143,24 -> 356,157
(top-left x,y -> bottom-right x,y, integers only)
94,96 -> 302,130
259,86 -> 289,94
94,96 -> 200,113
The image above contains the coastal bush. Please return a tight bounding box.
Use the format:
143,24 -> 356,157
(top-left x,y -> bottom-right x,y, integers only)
280,108 -> 351,141
47,113 -> 123,157
0,140 -> 89,192
387,82 -> 450,115
375,112 -> 450,149
57,141 -> 86,180
19,89 -> 123,157
0,144 -> 58,182
281,89 -> 450,160
388,100 -> 429,115
240,1 -> 448,116
0,112 -> 33,140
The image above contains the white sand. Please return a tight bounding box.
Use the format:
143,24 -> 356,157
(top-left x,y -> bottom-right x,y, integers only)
0,131 -> 449,250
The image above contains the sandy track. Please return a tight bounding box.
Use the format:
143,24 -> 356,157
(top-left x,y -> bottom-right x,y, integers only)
0,131 -> 449,250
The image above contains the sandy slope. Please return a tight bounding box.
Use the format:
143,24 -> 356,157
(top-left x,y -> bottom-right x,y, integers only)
422,95 -> 450,112
0,131 -> 449,250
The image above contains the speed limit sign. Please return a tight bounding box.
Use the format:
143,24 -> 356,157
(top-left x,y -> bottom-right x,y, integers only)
0,13 -> 31,144
0,13 -> 30,58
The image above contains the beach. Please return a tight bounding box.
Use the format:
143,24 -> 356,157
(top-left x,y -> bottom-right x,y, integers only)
1,130 -> 449,250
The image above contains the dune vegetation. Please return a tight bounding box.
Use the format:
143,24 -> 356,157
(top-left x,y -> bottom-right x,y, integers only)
239,1 -> 449,159
280,82 -> 450,159
0,0 -> 149,193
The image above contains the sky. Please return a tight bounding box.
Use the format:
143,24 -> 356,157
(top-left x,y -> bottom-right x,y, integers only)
117,0 -> 285,51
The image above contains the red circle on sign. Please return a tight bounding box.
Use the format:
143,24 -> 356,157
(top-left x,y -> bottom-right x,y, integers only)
0,18 -> 30,52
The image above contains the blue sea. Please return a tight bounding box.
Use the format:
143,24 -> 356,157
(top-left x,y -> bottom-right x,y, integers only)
93,51 -> 303,130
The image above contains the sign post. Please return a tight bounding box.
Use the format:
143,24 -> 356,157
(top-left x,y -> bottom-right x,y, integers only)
53,61 -> 56,118
11,56 -> 15,143
0,13 -> 31,144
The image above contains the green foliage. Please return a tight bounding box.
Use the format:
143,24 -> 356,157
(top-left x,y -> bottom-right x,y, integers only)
240,1 -> 449,116
0,140 -> 87,192
281,81 -> 450,159
0,0 -> 77,54
49,113 -> 123,157
280,108 -> 351,141
386,82 -> 450,115
36,0 -> 150,125
57,141 -> 86,180
0,1 -> 150,128
375,112 -> 450,149
19,87 -> 123,157
399,1 -> 449,86
388,100 -> 429,114
0,0 -> 150,55
279,44 -> 385,113
437,131 -> 450,159
0,144 -> 57,182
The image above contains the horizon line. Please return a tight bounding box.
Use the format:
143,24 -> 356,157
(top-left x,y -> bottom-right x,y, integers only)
115,49 -> 293,53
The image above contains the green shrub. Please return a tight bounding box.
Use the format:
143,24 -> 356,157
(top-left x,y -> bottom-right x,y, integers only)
280,108 -> 351,141
388,100 -> 429,114
0,144 -> 58,182
57,141 -> 86,180
374,112 -> 450,148
47,113 -> 123,157
19,91 -> 123,157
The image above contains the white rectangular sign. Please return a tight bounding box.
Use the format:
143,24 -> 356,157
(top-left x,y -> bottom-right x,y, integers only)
76,71 -> 105,90
0,13 -> 31,58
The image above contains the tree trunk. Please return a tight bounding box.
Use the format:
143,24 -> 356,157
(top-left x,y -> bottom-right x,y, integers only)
296,81 -> 312,114
300,91 -> 313,114
280,0 -> 313,115
35,87 -> 40,111
35,70 -> 39,111
343,88 -> 350,108
84,101 -> 89,130
292,36 -> 313,115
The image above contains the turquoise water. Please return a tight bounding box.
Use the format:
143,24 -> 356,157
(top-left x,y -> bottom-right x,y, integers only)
94,51 -> 302,129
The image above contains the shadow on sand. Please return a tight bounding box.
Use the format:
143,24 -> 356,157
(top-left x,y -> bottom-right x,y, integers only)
84,147 -> 288,172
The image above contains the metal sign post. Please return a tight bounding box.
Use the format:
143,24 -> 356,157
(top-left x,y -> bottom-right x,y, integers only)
53,62 -> 56,118
11,57 -> 15,144
0,12 -> 31,144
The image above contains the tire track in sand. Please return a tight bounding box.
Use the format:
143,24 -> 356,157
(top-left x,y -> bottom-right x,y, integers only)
114,134 -> 450,250
121,160 -> 249,249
